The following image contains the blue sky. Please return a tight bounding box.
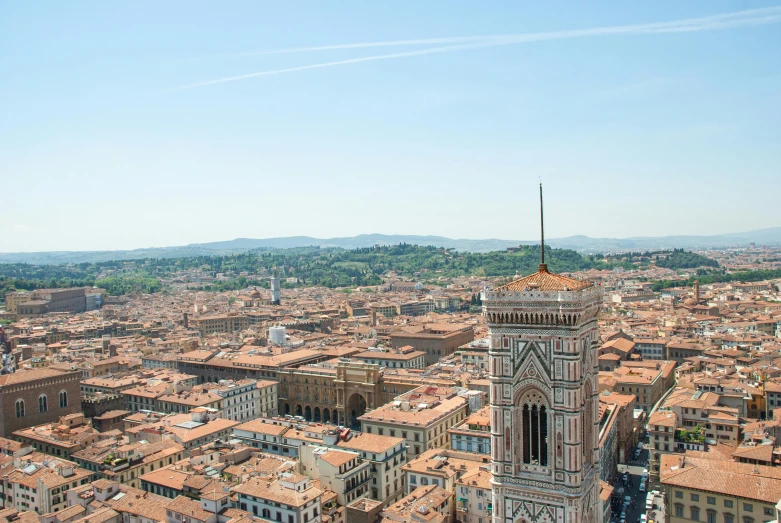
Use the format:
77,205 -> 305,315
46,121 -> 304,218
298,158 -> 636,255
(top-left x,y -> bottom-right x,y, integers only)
2,1 -> 780,252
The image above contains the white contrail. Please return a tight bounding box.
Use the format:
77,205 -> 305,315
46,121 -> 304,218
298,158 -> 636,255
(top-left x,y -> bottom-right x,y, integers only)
171,41 -> 504,91
174,6 -> 781,90
227,6 -> 781,56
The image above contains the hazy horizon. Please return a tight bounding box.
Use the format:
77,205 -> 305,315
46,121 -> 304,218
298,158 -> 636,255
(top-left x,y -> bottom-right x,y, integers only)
1,227 -> 779,255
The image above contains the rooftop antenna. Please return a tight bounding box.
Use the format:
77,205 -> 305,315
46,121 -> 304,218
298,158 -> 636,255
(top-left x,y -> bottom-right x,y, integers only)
539,182 -> 547,272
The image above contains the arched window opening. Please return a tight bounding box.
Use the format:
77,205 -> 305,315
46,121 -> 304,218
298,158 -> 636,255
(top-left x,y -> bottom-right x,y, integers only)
16,399 -> 25,418
540,406 -> 548,467
522,404 -> 531,463
519,394 -> 549,467
530,405 -> 539,464
39,394 -> 48,413
583,380 -> 593,466
59,390 -> 68,408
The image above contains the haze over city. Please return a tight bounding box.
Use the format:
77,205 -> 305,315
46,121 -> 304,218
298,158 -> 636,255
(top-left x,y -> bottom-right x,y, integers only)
2,1 -> 781,252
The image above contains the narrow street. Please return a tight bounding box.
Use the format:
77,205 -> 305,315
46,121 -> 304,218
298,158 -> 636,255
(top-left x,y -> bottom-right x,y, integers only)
611,439 -> 666,523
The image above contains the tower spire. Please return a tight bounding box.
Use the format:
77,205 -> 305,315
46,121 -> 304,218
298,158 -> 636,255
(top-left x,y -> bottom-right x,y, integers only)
539,182 -> 547,272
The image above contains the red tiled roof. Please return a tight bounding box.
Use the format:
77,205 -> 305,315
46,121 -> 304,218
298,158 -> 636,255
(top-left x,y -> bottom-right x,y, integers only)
495,265 -> 592,292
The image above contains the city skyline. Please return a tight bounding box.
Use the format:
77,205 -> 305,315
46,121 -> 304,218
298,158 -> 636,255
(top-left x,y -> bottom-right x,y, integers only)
3,1 -> 780,252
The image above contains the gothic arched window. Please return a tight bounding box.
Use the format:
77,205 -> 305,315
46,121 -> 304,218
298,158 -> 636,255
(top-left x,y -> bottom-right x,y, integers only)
583,379 -> 593,466
16,399 -> 25,418
517,390 -> 549,468
39,394 -> 48,413
59,390 -> 68,408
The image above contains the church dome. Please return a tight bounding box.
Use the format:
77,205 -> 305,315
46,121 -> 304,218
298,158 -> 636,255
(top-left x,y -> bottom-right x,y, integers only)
683,298 -> 696,306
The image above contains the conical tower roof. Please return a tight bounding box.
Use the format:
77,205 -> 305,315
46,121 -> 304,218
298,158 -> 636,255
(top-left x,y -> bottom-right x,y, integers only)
495,264 -> 592,292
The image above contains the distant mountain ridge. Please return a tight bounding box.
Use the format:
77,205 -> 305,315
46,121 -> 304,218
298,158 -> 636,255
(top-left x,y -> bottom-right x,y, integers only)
1,228 -> 779,265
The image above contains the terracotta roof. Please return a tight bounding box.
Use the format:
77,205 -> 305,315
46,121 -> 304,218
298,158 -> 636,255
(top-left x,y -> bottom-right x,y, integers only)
167,495 -> 213,522
495,265 -> 592,292
106,488 -> 169,521
0,367 -> 76,385
660,454 -> 781,503
732,444 -> 774,462
649,411 -> 677,428
319,450 -> 356,468
233,476 -> 322,507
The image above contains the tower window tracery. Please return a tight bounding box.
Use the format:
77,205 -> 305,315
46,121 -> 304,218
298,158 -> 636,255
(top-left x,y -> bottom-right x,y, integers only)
517,390 -> 549,468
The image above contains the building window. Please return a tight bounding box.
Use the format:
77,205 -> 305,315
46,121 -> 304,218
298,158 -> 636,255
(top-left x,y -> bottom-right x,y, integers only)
724,515 -> 734,523
743,504 -> 753,513
691,494 -> 700,502
16,399 -> 25,418
59,390 -> 68,408
675,504 -> 684,517
38,395 -> 48,413
521,403 -> 549,466
707,497 -> 716,505
724,500 -> 733,508
675,491 -> 683,499
707,510 -> 716,523
691,507 -> 700,521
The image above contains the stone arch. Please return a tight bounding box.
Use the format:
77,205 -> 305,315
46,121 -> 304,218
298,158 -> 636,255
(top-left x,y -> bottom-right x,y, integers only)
283,403 -> 290,415
323,408 -> 331,423
346,393 -> 367,430
295,404 -> 303,417
314,407 -> 321,422
304,406 -> 312,421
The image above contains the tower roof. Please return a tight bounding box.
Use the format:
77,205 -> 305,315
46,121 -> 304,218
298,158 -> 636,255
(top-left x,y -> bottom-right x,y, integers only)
494,264 -> 592,292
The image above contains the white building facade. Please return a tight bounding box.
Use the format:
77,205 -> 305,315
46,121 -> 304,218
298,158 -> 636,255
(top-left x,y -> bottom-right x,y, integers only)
209,379 -> 259,422
484,263 -> 602,523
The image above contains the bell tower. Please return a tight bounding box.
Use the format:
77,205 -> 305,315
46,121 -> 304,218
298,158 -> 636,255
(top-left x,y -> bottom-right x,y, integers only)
485,185 -> 602,523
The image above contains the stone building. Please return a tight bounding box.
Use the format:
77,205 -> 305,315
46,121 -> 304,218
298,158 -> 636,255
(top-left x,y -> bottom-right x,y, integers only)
661,455 -> 781,523
8,287 -> 90,316
235,473 -> 322,523
278,360 -> 383,428
484,261 -> 602,523
0,367 -> 81,437
359,386 -> 468,458
390,324 -> 475,365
